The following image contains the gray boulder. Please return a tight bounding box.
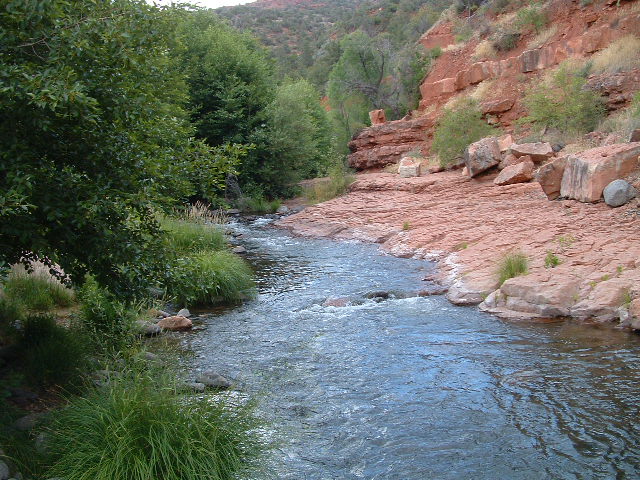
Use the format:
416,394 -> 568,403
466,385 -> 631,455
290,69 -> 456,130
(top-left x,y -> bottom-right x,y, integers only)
176,308 -> 191,318
464,137 -> 501,177
232,246 -> 247,254
603,179 -> 637,207
196,371 -> 231,390
134,320 -> 161,337
0,460 -> 9,480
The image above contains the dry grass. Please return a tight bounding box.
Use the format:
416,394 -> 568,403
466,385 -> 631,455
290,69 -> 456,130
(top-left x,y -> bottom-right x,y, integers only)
182,201 -> 227,225
590,35 -> 640,74
443,42 -> 466,53
527,25 -> 557,50
473,40 -> 497,61
470,79 -> 496,101
598,101 -> 640,140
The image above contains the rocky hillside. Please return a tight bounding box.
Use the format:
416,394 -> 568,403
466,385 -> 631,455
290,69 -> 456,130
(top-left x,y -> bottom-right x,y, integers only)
279,0 -> 640,330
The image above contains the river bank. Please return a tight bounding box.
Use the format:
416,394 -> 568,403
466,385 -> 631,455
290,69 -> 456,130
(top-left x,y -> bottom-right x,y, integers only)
277,170 -> 640,328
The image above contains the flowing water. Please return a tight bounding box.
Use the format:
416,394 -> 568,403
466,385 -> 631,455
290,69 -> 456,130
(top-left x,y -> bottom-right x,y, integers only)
182,218 -> 640,480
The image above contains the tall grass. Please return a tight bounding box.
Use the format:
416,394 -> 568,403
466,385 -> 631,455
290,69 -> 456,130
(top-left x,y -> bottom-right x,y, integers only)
497,251 -> 529,287
166,250 -> 255,306
590,35 -> 640,74
1,263 -> 74,312
238,195 -> 281,214
160,216 -> 226,254
46,370 -> 263,480
18,314 -> 89,388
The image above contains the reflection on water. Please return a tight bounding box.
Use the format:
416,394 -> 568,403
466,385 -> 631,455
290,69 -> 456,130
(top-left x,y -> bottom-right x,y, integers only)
183,218 -> 640,480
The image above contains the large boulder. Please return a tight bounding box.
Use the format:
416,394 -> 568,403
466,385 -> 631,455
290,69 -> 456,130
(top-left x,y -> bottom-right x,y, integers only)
603,179 -> 637,207
509,142 -> 554,162
534,156 -> 567,200
398,157 -> 421,178
494,158 -> 534,185
560,143 -> 640,202
157,315 -> 192,331
464,137 -> 501,177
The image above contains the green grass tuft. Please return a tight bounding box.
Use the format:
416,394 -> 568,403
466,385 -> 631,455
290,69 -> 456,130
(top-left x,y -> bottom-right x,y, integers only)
160,215 -> 226,254
497,251 -> 529,287
46,370 -> 263,480
1,264 -> 74,312
544,251 -> 561,269
165,250 -> 255,307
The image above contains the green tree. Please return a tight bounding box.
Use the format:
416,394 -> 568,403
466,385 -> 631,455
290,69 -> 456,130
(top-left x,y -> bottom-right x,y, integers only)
0,0 -> 235,297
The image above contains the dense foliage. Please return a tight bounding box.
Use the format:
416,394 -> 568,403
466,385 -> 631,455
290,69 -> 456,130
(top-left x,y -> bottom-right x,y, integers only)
0,0 -> 238,297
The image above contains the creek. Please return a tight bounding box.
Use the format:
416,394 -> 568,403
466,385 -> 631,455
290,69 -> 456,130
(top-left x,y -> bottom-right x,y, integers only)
182,218 -> 640,480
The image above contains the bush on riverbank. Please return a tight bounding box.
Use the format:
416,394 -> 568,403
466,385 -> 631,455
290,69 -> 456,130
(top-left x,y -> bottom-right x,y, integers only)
304,158 -> 355,203
160,215 -> 227,254
165,250 -> 255,306
46,368 -> 262,480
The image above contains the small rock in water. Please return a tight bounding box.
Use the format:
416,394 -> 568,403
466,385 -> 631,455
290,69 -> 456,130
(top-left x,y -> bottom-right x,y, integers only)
196,371 -> 231,389
364,291 -> 391,300
227,208 -> 240,215
276,205 -> 290,214
232,246 -> 247,254
157,316 -> 192,331
322,297 -> 351,307
176,308 -> 191,318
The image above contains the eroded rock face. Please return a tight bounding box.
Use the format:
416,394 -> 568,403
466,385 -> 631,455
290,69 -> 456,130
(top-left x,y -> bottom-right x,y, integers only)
464,137 -> 501,177
534,156 -> 567,200
157,315 -> 192,331
510,142 -> 554,162
603,179 -> 637,207
398,157 -> 421,177
494,158 -> 534,185
560,143 -> 640,202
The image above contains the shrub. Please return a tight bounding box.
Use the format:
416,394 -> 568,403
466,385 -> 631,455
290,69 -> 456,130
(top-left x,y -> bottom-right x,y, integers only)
18,314 -> 88,388
238,195 -> 281,214
497,251 -> 529,286
514,4 -> 547,34
527,25 -> 557,49
305,159 -> 355,203
78,277 -> 136,353
544,251 -> 561,268
520,61 -> 606,136
165,250 -> 255,307
159,216 -> 226,254
46,371 -> 262,480
590,35 -> 640,74
431,98 -> 497,167
473,40 -> 497,61
1,263 -> 74,312
491,28 -> 520,51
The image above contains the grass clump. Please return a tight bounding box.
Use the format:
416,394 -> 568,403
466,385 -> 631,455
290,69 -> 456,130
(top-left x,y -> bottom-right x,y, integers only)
18,314 -> 89,388
497,251 -> 529,286
432,98 -> 497,167
239,195 -> 281,214
544,250 -> 561,268
46,370 -> 262,480
402,221 -> 411,231
166,250 -> 255,306
160,215 -> 226,254
1,263 -> 74,312
305,159 -> 355,203
520,61 -> 606,137
78,277 -> 137,353
514,4 -> 547,34
590,35 -> 640,74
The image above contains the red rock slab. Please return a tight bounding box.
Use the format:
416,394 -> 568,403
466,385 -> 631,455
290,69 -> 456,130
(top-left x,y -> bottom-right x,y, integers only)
158,316 -> 192,331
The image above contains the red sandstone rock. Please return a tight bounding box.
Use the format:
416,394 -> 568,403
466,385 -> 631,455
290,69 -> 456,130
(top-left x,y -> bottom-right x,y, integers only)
369,109 -> 386,125
494,159 -> 534,185
398,157 -> 421,178
630,299 -> 640,330
560,143 -> 640,202
157,316 -> 192,331
499,153 -> 520,170
534,156 -> 567,200
510,142 -> 554,162
464,137 -> 501,177
481,99 -> 514,115
498,134 -> 514,153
